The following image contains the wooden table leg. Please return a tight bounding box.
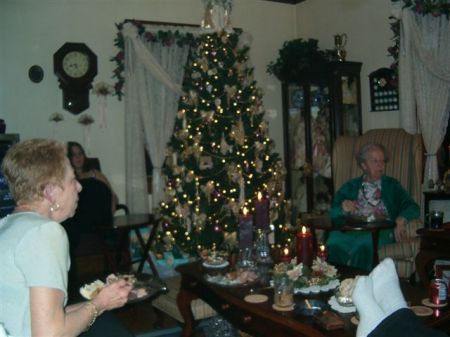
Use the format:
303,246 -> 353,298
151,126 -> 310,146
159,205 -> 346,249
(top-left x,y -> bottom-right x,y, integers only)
416,249 -> 440,286
371,229 -> 380,268
177,286 -> 197,337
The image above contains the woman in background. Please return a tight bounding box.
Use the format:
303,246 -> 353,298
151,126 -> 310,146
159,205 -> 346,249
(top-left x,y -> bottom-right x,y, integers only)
0,139 -> 132,337
67,141 -> 118,212
327,143 -> 420,272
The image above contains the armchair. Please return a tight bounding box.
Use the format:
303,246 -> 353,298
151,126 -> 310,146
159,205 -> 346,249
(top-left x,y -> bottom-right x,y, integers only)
332,128 -> 424,278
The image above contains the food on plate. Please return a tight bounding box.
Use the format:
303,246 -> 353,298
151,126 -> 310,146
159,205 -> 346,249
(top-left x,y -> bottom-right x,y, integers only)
79,280 -> 105,300
106,273 -> 136,285
80,273 -> 138,300
335,277 -> 358,306
129,287 -> 148,300
206,269 -> 258,286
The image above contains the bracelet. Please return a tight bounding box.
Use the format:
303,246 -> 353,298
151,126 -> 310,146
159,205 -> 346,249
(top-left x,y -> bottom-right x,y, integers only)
84,301 -> 98,330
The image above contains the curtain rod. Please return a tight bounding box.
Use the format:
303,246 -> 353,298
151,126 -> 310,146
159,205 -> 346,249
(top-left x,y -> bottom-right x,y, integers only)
124,19 -> 200,28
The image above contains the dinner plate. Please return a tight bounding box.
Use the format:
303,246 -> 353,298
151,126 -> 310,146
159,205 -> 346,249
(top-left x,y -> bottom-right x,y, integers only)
202,260 -> 230,269
294,279 -> 340,295
80,273 -> 167,303
205,272 -> 257,287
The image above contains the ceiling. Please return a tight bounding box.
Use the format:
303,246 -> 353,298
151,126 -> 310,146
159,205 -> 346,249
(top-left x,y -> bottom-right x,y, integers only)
264,0 -> 305,4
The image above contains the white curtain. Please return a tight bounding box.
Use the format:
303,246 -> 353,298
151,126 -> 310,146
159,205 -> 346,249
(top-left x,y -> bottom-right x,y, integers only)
123,23 -> 199,212
398,9 -> 450,186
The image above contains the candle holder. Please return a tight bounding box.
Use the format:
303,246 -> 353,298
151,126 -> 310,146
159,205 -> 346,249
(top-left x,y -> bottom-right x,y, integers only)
273,271 -> 294,309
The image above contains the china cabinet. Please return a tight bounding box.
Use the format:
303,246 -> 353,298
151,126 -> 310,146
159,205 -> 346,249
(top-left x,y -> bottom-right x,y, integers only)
282,61 -> 362,216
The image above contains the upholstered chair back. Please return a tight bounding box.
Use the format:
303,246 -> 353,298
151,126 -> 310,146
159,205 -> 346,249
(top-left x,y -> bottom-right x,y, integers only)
332,128 -> 424,278
332,128 -> 424,204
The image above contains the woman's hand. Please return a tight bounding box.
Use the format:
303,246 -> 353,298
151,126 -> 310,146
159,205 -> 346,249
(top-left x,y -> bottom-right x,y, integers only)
91,279 -> 132,314
394,217 -> 408,242
342,200 -> 358,213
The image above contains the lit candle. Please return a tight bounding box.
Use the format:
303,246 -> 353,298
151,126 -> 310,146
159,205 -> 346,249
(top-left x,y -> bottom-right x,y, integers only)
239,207 -> 253,249
280,247 -> 291,263
296,226 -> 313,267
317,243 -> 328,261
255,191 -> 270,231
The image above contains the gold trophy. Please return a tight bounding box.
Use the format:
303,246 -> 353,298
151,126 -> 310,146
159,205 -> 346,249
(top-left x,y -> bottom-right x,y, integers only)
334,33 -> 347,62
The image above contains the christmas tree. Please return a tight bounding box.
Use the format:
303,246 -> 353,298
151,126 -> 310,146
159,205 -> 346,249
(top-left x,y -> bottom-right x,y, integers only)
156,30 -> 293,256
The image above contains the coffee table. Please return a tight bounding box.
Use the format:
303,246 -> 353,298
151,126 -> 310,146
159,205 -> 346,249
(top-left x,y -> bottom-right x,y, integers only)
176,261 -> 450,337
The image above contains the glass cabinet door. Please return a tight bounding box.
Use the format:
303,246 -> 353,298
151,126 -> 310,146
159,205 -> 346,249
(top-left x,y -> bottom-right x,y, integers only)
285,84 -> 306,217
310,84 -> 333,213
282,61 -> 362,217
340,75 -> 360,136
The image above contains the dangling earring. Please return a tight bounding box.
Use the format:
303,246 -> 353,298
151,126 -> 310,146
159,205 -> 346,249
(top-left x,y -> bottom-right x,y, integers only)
50,203 -> 60,212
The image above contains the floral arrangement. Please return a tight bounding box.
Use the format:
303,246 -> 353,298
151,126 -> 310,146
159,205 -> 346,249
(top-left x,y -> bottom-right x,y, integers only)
77,114 -> 95,126
111,21 -> 198,100
267,38 -> 337,82
273,257 -> 338,289
93,82 -> 114,97
388,0 -> 450,86
48,112 -> 64,123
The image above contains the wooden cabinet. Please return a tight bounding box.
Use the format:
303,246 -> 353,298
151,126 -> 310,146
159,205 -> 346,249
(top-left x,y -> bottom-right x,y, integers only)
282,61 -> 362,216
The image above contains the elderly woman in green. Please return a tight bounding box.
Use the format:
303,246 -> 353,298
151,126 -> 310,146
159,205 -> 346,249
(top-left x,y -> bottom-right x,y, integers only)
327,143 -> 420,272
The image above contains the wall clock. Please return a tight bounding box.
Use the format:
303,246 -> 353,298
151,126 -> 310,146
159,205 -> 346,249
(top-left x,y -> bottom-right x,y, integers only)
369,67 -> 399,112
54,42 -> 97,114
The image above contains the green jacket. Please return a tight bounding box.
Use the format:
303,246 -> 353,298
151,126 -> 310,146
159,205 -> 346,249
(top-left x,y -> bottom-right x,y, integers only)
329,175 -> 420,222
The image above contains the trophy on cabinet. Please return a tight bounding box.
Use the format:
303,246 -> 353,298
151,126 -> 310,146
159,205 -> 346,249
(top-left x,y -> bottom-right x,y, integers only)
334,33 -> 347,62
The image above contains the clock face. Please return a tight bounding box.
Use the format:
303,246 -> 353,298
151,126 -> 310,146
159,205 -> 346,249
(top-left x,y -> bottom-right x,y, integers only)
62,51 -> 90,78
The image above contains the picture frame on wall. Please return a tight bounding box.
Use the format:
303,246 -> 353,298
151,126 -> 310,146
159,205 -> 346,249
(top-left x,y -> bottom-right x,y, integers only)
369,68 -> 399,112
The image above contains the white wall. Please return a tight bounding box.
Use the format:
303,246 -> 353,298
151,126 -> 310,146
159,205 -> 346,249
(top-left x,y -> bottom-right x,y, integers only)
0,0 -> 296,205
0,0 -> 398,206
296,0 -> 399,132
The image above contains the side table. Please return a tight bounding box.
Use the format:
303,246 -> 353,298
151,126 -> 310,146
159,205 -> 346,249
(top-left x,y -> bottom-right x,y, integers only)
304,216 -> 394,268
423,191 -> 450,224
415,228 -> 450,286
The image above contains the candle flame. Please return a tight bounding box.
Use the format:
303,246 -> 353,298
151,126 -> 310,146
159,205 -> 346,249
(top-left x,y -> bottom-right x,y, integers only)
257,191 -> 262,200
243,207 -> 248,216
283,248 -> 289,256
301,226 -> 307,234
319,244 -> 325,252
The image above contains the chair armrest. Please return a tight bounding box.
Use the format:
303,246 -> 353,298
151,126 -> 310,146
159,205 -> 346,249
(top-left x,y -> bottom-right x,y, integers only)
407,218 -> 423,239
115,203 -> 130,215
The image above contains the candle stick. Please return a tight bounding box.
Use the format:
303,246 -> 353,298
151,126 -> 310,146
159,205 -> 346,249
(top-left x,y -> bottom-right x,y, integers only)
280,247 -> 291,263
239,207 -> 253,250
317,243 -> 328,261
296,226 -> 313,267
255,191 -> 270,231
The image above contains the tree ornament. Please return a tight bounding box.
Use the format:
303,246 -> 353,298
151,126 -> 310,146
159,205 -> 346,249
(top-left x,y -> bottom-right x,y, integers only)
199,156 -> 213,170
201,0 -> 233,33
220,134 -> 233,155
224,84 -> 237,105
239,177 -> 245,206
231,119 -> 245,146
188,90 -> 199,106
